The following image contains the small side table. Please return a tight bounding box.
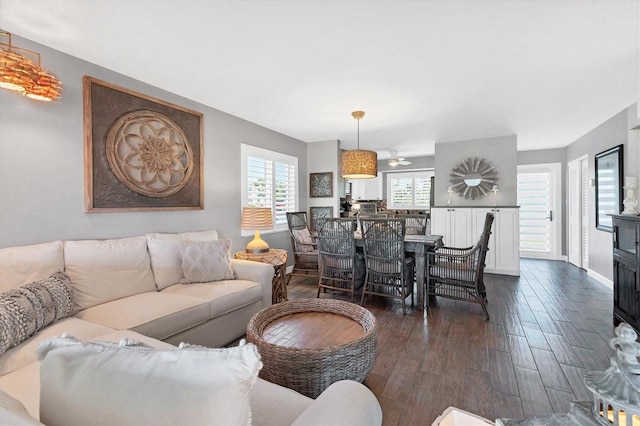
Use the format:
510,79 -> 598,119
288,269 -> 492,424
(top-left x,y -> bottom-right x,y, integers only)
235,249 -> 288,304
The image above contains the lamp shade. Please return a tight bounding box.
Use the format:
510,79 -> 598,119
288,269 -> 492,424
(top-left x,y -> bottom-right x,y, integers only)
340,150 -> 378,179
241,207 -> 273,253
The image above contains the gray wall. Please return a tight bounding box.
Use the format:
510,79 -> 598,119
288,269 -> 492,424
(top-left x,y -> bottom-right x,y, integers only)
434,135 -> 518,206
0,33 -> 308,263
566,106 -> 637,281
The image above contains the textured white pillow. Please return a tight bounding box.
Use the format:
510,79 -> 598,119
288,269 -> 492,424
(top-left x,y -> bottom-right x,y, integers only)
146,230 -> 220,289
179,239 -> 235,284
37,334 -> 262,426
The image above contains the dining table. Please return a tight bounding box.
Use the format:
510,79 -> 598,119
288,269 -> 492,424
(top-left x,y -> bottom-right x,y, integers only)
353,233 -> 444,310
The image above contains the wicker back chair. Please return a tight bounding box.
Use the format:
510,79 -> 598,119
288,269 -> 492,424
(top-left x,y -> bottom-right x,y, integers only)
316,218 -> 364,302
426,212 -> 494,319
286,212 -> 319,285
394,213 -> 429,235
359,218 -> 415,315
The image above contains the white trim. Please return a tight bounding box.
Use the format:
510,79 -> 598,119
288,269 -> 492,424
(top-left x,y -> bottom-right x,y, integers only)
240,143 -> 299,236
587,268 -> 613,289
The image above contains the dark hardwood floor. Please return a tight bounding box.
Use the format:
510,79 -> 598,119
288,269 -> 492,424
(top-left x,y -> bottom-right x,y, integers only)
286,258 -> 616,425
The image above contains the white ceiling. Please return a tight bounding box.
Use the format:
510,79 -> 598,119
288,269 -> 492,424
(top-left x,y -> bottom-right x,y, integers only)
1,0 -> 638,159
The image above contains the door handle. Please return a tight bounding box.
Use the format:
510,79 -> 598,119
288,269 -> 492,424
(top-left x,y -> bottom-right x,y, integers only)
546,211 -> 553,221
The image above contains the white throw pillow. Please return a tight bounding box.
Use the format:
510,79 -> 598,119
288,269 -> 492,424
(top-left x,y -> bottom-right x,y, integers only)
146,230 -> 220,290
179,239 -> 235,284
37,334 -> 262,426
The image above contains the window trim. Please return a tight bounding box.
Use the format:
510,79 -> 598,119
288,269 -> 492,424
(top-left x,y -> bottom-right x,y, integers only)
385,170 -> 434,210
241,144 -> 299,236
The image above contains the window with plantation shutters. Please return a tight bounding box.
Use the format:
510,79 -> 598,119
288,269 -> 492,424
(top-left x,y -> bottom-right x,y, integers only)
387,171 -> 433,209
241,144 -> 298,233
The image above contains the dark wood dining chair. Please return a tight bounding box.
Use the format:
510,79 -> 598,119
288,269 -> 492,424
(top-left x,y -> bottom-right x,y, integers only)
394,214 -> 429,235
359,218 -> 415,315
426,212 -> 494,319
316,218 -> 365,302
285,211 -> 319,285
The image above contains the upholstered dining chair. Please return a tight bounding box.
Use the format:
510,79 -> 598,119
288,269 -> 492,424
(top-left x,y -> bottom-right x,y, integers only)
286,212 -> 319,285
316,218 -> 365,302
426,212 -> 494,319
359,218 -> 415,315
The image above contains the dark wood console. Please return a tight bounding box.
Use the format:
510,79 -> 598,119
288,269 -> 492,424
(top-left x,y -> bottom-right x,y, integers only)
611,214 -> 640,333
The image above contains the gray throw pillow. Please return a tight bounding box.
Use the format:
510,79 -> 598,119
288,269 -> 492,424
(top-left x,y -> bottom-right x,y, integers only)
179,239 -> 235,284
0,270 -> 74,354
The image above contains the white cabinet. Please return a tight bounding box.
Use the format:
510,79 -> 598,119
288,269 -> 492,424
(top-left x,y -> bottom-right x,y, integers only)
472,208 -> 520,276
430,207 -> 474,248
349,176 -> 381,200
432,207 -> 520,276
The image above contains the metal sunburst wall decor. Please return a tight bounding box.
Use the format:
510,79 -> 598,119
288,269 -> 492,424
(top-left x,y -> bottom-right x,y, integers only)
450,157 -> 497,200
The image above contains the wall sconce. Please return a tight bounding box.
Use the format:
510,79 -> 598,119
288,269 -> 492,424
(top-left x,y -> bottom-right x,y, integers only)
240,207 -> 273,253
447,186 -> 454,206
492,185 -> 499,207
0,32 -> 62,101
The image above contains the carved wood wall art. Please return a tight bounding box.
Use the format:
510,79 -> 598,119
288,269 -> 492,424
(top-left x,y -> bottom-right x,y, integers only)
84,77 -> 203,212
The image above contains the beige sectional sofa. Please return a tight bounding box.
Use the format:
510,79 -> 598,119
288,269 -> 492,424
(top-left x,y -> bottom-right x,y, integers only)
0,230 -> 383,425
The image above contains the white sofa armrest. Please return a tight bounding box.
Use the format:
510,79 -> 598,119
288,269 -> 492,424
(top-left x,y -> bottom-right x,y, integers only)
230,259 -> 274,308
291,381 -> 382,426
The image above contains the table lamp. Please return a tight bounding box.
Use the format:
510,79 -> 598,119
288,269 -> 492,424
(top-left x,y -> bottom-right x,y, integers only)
241,207 -> 273,253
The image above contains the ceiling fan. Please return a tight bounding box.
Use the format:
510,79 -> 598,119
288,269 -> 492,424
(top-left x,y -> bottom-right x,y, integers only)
388,150 -> 411,167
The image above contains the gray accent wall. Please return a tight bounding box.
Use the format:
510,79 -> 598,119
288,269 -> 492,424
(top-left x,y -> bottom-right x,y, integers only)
434,135 -> 518,206
0,33 -> 308,260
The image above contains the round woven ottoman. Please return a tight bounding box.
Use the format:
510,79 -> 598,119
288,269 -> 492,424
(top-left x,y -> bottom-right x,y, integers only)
246,298 -> 378,398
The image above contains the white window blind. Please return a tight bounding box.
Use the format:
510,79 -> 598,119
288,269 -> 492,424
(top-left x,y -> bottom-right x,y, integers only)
242,144 -> 298,231
386,171 -> 433,209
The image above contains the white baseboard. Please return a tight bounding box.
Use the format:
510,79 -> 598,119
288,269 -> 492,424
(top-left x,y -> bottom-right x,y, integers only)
587,268 -> 613,289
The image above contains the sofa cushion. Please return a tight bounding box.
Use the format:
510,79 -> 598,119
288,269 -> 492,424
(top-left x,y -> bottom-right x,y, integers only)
179,239 -> 235,284
63,236 -> 157,313
0,241 -> 64,293
0,361 -> 40,421
0,317 -> 114,376
37,335 -> 262,426
146,229 -> 219,290
162,279 -> 263,319
0,271 -> 74,355
74,292 -> 211,341
0,330 -> 176,421
0,388 -> 43,426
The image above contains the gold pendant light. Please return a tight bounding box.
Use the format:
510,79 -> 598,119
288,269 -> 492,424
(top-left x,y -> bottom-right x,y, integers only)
340,111 -> 378,179
0,32 -> 62,101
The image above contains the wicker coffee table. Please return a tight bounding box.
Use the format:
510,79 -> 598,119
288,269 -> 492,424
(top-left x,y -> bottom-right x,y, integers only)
246,298 -> 378,398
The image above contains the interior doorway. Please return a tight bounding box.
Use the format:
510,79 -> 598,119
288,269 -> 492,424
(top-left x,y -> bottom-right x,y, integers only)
517,163 -> 562,260
567,155 -> 589,269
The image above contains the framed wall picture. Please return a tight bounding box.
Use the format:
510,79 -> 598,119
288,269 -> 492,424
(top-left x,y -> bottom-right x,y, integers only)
309,206 -> 334,232
309,172 -> 333,198
595,144 -> 623,232
83,76 -> 203,212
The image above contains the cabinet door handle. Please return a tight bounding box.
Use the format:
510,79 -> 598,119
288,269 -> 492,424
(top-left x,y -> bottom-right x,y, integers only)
545,211 -> 553,222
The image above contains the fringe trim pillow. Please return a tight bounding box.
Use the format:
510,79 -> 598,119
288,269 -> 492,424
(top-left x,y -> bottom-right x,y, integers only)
37,334 -> 262,426
0,271 -> 74,354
